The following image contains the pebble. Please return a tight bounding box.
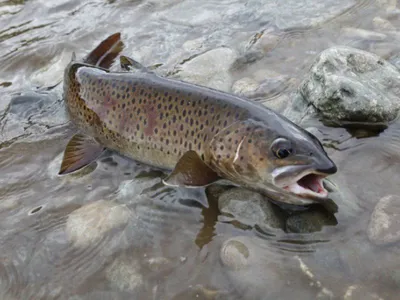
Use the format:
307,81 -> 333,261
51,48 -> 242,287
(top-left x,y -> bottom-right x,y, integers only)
220,239 -> 250,270
65,200 -> 131,247
231,77 -> 260,97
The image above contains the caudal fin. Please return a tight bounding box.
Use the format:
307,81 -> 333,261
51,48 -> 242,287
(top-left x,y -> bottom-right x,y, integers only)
83,32 -> 124,69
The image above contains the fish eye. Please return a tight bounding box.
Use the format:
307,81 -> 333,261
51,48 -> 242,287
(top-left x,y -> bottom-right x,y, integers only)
271,138 -> 293,159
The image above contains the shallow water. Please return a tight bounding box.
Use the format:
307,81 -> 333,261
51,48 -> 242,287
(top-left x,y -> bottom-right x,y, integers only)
1,0 -> 400,299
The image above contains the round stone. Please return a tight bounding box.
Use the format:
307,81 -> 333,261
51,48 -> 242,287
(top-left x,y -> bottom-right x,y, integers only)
220,239 -> 250,270
66,200 -> 131,247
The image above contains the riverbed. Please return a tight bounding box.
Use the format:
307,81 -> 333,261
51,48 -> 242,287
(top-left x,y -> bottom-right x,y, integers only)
1,0 -> 400,299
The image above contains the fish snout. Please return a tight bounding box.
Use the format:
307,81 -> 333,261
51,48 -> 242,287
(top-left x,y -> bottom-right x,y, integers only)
314,156 -> 337,175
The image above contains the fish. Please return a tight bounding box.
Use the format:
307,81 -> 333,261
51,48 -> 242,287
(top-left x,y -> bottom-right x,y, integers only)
58,32 -> 337,206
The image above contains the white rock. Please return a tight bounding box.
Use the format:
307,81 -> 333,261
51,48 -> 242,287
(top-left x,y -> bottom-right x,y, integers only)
231,77 -> 259,96
66,200 -> 131,247
367,195 -> 400,246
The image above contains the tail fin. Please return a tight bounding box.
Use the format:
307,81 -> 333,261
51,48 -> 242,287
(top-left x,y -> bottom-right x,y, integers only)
83,32 -> 124,69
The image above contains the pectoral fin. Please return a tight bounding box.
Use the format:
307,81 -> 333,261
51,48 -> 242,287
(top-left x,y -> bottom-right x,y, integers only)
58,133 -> 105,175
163,151 -> 220,187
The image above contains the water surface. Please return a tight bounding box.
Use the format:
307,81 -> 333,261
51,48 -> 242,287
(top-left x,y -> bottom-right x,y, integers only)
1,0 -> 400,299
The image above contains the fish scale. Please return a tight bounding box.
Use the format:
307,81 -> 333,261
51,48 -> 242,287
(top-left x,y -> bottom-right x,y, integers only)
59,33 -> 338,206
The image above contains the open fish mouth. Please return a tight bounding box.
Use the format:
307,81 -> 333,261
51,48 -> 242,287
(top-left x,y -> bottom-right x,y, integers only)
272,165 -> 333,199
283,173 -> 328,198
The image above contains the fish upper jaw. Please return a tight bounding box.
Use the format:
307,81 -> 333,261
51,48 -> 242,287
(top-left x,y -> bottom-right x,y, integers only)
271,163 -> 337,199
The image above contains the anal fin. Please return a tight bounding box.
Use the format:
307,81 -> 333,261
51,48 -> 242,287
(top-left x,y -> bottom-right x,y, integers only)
58,133 -> 105,175
163,151 -> 220,187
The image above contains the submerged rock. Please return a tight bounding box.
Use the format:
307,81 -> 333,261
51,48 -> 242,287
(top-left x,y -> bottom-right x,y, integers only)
220,236 -> 324,299
218,188 -> 285,230
299,46 -> 400,124
66,200 -> 131,247
105,253 -> 143,292
286,209 -> 337,233
172,47 -> 237,92
367,195 -> 400,246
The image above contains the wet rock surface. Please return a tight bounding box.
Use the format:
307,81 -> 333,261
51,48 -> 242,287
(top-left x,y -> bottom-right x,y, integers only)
218,188 -> 285,230
367,195 -> 400,246
299,46 -> 400,124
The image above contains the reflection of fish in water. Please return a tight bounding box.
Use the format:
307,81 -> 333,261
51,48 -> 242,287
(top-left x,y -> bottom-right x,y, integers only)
58,33 -> 337,206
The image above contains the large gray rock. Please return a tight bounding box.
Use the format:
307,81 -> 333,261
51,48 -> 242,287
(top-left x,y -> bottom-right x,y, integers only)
300,46 -> 400,124
218,188 -> 285,230
367,195 -> 400,246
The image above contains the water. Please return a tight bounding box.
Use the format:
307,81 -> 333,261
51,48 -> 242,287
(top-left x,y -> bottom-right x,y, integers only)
1,0 -> 400,299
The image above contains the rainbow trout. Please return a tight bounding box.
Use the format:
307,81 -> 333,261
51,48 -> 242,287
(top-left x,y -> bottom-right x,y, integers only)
59,33 -> 337,206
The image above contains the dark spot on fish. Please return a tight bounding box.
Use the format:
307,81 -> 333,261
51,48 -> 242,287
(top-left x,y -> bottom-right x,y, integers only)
223,120 -> 228,127
240,156 -> 244,160
160,112 -> 164,120
140,89 -> 144,95
157,103 -> 162,109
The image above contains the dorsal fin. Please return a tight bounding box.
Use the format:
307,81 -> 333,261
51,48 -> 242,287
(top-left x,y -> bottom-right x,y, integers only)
120,55 -> 149,72
83,32 -> 124,69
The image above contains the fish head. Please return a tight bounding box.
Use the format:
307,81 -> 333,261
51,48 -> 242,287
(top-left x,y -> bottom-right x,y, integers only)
205,119 -> 337,204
